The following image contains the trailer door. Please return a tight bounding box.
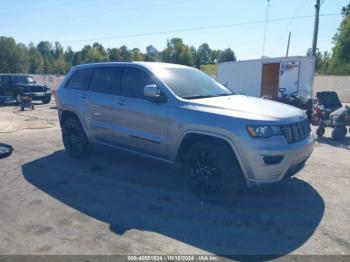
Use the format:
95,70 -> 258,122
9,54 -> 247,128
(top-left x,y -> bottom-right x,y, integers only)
279,61 -> 300,96
261,63 -> 280,98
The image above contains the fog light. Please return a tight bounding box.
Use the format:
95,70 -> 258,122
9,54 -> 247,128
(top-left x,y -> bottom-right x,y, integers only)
263,155 -> 284,165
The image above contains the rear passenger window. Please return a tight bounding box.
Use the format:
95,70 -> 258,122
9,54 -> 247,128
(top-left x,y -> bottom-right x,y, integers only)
89,67 -> 121,94
66,69 -> 91,90
121,68 -> 153,99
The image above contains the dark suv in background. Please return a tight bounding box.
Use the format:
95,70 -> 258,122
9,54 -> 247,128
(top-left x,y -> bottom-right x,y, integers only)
0,74 -> 52,104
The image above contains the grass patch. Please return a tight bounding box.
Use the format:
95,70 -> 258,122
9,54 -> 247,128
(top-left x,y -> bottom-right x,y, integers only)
200,64 -> 217,76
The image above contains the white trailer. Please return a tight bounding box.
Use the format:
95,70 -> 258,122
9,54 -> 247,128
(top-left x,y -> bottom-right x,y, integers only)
217,56 -> 315,99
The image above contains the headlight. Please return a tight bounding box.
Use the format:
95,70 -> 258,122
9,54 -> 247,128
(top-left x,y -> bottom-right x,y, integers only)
246,125 -> 282,138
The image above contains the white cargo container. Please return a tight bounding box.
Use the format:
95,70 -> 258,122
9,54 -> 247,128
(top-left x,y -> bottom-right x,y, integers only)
217,56 -> 315,99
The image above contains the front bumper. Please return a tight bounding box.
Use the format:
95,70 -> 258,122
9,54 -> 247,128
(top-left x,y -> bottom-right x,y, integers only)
235,134 -> 315,187
26,91 -> 52,100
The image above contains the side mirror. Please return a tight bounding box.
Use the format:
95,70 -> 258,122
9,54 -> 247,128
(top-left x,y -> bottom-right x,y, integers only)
144,84 -> 162,101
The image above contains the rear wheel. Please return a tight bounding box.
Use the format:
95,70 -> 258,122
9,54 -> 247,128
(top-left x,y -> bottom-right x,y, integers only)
62,118 -> 89,158
316,127 -> 325,138
183,140 -> 244,202
331,126 -> 347,141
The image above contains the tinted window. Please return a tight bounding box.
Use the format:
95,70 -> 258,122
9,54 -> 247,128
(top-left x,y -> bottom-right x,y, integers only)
11,76 -> 35,84
121,68 -> 153,99
89,67 -> 121,95
66,69 -> 91,90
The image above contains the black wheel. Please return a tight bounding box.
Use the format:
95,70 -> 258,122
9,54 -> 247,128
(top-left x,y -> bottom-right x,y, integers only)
20,106 -> 24,111
31,105 -> 34,110
62,118 -> 89,158
316,127 -> 325,138
183,140 -> 244,202
42,96 -> 51,104
331,126 -> 347,141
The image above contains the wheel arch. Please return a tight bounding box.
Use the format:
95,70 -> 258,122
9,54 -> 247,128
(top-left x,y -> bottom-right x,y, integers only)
175,131 -> 248,180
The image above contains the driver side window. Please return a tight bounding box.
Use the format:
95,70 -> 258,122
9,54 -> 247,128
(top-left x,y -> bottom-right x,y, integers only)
121,68 -> 154,100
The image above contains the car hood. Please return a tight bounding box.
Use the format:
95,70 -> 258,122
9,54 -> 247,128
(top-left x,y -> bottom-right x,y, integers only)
14,83 -> 45,88
185,95 -> 306,123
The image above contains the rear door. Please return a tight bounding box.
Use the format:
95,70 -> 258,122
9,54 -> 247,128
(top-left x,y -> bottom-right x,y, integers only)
117,67 -> 168,158
84,67 -> 124,145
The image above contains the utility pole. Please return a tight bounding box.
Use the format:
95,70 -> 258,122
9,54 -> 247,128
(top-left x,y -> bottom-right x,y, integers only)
286,32 -> 291,57
262,0 -> 270,57
311,0 -> 321,57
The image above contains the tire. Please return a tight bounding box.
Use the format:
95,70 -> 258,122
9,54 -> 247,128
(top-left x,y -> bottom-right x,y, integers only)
62,118 -> 89,158
21,106 -> 24,111
316,127 -> 325,138
15,93 -> 22,104
183,140 -> 244,202
42,96 -> 51,104
331,126 -> 347,141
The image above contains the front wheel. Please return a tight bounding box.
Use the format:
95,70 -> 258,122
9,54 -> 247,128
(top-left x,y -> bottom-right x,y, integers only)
62,118 -> 89,158
331,126 -> 347,141
42,96 -> 51,104
183,140 -> 244,202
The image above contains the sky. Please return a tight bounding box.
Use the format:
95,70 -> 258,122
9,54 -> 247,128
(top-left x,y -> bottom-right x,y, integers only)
0,0 -> 347,60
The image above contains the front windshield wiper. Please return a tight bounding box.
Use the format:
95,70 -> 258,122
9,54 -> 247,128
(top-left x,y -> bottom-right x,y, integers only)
214,93 -> 235,97
182,95 -> 216,100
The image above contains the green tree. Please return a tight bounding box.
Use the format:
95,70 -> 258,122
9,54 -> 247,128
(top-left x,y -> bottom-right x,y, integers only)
0,37 -> 29,73
28,43 -> 43,74
161,38 -> 194,66
144,45 -> 159,62
219,48 -> 236,62
130,48 -> 144,61
328,4 -> 350,75
197,43 -> 212,65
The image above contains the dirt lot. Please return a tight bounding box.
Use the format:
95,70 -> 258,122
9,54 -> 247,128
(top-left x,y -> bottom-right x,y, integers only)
0,101 -> 349,258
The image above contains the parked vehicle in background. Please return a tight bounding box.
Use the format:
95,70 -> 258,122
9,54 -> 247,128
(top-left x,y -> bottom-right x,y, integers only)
56,62 -> 314,201
0,74 -> 52,104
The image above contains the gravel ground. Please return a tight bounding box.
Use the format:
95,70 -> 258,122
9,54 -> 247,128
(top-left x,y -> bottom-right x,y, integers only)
0,101 -> 349,258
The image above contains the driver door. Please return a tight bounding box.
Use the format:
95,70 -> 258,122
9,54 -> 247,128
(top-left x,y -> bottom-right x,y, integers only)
116,67 -> 168,158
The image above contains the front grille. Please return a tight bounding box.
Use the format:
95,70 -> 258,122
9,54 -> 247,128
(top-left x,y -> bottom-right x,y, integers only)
29,86 -> 45,92
281,120 -> 311,144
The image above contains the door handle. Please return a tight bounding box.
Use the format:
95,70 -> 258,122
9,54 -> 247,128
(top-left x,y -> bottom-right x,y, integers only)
79,94 -> 87,99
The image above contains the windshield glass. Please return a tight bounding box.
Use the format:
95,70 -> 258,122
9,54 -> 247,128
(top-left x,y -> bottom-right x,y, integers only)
11,76 -> 35,84
152,67 -> 234,99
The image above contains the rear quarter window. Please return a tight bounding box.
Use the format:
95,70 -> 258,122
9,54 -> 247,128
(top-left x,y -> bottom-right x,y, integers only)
65,69 -> 92,90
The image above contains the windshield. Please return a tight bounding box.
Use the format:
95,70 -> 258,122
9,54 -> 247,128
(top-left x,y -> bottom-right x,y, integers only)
152,67 -> 234,99
11,76 -> 35,84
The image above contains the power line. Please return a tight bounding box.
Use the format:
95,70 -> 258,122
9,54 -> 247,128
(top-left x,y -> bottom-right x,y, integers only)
270,0 -> 311,54
0,0 -> 189,28
58,13 -> 341,45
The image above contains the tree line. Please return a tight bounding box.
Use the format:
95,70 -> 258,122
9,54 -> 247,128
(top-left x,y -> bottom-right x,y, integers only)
0,37 -> 236,75
314,3 -> 350,75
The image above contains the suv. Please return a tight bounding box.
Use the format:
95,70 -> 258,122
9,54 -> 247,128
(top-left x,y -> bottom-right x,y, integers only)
0,74 -> 52,104
56,62 -> 314,199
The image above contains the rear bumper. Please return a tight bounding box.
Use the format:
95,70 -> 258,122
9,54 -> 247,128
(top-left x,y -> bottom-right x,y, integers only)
235,134 -> 315,188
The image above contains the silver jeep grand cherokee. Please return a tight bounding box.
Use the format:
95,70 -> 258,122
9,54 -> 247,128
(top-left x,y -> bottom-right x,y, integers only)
56,62 -> 314,199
